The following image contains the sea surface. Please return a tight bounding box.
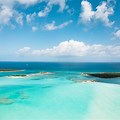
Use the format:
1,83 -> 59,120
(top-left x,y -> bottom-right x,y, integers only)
0,62 -> 120,120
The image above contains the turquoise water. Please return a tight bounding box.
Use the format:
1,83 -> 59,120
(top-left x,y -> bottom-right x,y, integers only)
0,62 -> 120,120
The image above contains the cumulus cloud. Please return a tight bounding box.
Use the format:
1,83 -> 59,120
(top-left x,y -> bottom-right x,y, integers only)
80,0 -> 94,23
80,0 -> 115,27
17,40 -> 120,57
44,20 -> 72,31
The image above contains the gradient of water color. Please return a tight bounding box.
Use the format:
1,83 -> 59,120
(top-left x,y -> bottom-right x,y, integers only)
0,62 -> 120,120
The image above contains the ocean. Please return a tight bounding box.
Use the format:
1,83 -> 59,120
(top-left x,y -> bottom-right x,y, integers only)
0,62 -> 120,120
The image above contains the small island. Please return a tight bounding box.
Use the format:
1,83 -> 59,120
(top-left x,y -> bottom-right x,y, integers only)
85,72 -> 120,78
7,72 -> 54,78
11,75 -> 28,77
7,74 -> 28,78
0,69 -> 24,72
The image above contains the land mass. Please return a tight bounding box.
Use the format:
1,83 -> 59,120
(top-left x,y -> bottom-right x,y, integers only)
86,72 -> 120,78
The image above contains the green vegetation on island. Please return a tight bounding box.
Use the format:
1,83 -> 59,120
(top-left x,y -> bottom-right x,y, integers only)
86,72 -> 120,78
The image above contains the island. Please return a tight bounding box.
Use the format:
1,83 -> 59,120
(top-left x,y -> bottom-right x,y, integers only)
85,72 -> 120,78
0,69 -> 24,72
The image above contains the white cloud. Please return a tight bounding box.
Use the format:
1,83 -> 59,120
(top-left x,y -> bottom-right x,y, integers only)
17,40 -> 120,57
80,0 -> 114,27
0,0 -> 66,9
0,0 -> 67,9
38,0 -> 67,17
95,1 -> 114,26
44,20 -> 72,31
32,26 -> 38,32
0,0 -> 40,7
38,5 -> 52,17
114,30 -> 120,39
0,0 -> 67,27
17,47 -> 31,55
80,0 -> 94,23
16,0 -> 39,6
0,5 -> 13,25
0,4 -> 24,27
26,12 -> 36,23
0,0 -> 38,26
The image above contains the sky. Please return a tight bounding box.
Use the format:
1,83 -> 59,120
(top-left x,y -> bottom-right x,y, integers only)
0,0 -> 120,62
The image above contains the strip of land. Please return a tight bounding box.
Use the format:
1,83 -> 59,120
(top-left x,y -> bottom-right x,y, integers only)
86,72 -> 120,78
0,69 -> 24,72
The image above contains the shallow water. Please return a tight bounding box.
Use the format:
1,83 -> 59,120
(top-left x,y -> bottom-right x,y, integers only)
0,62 -> 120,120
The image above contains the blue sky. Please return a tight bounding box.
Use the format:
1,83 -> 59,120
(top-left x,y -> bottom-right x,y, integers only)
0,0 -> 120,62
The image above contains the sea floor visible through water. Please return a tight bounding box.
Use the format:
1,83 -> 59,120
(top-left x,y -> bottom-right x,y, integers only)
0,62 -> 120,120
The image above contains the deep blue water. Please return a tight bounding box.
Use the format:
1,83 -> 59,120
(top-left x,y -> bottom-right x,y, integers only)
0,62 -> 120,72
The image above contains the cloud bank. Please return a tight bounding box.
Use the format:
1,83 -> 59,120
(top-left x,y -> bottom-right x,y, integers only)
17,40 -> 120,57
